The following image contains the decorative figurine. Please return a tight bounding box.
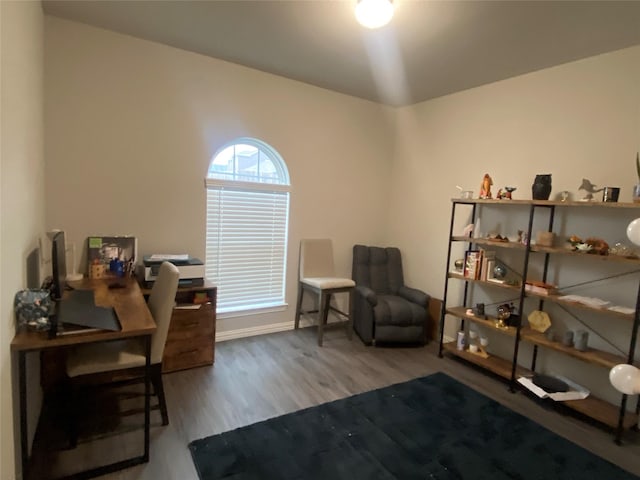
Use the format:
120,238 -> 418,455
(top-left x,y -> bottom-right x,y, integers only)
532,174 -> 552,200
495,303 -> 512,329
454,259 -> 465,271
493,263 -> 507,280
497,186 -> 516,200
504,186 -> 516,199
578,178 -> 603,201
480,173 -> 493,199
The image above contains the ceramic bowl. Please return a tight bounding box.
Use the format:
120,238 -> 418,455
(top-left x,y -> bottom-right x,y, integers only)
460,190 -> 474,199
576,243 -> 592,252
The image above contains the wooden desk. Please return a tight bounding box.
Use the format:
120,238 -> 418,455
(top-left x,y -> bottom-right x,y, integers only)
11,278 -> 155,480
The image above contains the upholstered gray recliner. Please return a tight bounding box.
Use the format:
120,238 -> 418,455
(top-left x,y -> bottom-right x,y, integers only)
352,245 -> 429,345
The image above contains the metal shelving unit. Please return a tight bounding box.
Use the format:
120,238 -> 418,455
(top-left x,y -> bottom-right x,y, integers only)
438,198 -> 640,442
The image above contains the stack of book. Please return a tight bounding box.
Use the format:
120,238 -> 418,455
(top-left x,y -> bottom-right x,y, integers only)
463,249 -> 496,281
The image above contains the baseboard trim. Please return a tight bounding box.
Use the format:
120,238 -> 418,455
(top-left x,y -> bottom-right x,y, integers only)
216,316 -> 332,342
217,319 -> 452,344
216,321 -> 294,342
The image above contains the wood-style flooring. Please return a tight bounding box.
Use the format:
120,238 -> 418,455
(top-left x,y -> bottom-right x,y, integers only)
39,326 -> 640,479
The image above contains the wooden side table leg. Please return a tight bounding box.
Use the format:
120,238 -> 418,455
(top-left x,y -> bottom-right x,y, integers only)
18,351 -> 29,479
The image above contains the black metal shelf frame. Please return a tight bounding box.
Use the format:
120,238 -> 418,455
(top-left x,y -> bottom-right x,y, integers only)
438,199 -> 640,444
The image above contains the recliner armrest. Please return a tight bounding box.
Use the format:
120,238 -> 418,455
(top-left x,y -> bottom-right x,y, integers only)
398,286 -> 429,307
354,285 -> 378,307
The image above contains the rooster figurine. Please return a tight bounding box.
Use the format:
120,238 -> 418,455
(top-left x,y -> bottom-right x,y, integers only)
578,178 -> 603,201
480,174 -> 493,199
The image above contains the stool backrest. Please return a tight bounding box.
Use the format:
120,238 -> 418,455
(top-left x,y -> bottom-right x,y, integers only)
299,239 -> 335,279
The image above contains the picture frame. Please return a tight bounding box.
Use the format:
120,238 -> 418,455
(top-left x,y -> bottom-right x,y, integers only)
87,236 -> 137,278
463,250 -> 481,279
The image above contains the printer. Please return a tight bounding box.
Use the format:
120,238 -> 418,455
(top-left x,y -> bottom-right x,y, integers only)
141,255 -> 205,287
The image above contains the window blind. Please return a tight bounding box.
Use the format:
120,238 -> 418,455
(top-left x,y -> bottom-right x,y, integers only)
205,185 -> 289,313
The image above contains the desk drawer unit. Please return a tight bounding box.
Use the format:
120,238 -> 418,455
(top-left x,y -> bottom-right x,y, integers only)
140,282 -> 217,373
163,335 -> 214,372
163,300 -> 216,373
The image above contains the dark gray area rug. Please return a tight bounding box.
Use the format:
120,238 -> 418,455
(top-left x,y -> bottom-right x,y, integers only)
189,372 -> 638,479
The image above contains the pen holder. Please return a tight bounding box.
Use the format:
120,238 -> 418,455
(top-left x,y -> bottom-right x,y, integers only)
109,258 -> 125,278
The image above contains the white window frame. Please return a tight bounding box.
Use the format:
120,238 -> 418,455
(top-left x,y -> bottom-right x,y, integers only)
205,138 -> 290,317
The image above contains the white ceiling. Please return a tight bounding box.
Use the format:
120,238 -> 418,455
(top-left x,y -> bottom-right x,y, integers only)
42,0 -> 640,106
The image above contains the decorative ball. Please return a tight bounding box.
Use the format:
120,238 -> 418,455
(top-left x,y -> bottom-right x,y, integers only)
454,259 -> 464,271
627,218 -> 640,247
493,264 -> 507,280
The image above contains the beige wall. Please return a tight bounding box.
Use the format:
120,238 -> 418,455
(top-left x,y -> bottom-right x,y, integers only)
41,14 -> 640,426
0,6 -> 634,477
44,18 -> 395,335
1,1 -> 46,479
390,45 -> 640,293
388,45 -> 640,404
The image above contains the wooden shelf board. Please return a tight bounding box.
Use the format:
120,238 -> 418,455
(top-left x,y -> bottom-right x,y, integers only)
520,328 -> 627,369
524,292 -> 635,321
447,272 -> 521,291
531,245 -> 640,265
442,342 -> 530,379
562,396 -> 638,430
451,198 -> 640,209
444,346 -> 637,430
448,272 -> 635,321
445,306 -> 518,337
451,236 -> 527,250
443,342 -> 637,430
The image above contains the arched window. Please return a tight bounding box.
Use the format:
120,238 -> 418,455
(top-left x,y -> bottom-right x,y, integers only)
205,138 -> 290,315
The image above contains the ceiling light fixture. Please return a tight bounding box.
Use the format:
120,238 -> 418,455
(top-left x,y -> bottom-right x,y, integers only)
355,0 -> 394,29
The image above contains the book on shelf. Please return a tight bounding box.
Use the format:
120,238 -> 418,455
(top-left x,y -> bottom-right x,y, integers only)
479,249 -> 496,281
464,250 -> 482,279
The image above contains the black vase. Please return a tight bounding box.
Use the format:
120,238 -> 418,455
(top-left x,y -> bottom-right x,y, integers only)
532,174 -> 552,200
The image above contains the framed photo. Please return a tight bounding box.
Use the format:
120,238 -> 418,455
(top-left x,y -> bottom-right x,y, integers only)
486,258 -> 496,281
87,236 -> 137,278
463,250 -> 481,280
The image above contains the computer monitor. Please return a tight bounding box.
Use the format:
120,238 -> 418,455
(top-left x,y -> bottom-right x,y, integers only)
50,231 -> 67,300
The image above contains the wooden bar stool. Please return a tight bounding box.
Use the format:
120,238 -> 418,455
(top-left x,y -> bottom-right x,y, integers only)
294,239 -> 355,346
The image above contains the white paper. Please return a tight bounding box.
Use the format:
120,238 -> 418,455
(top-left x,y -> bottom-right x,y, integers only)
557,294 -> 610,308
607,305 -> 635,315
148,253 -> 189,261
517,377 -> 548,398
518,375 -> 590,402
